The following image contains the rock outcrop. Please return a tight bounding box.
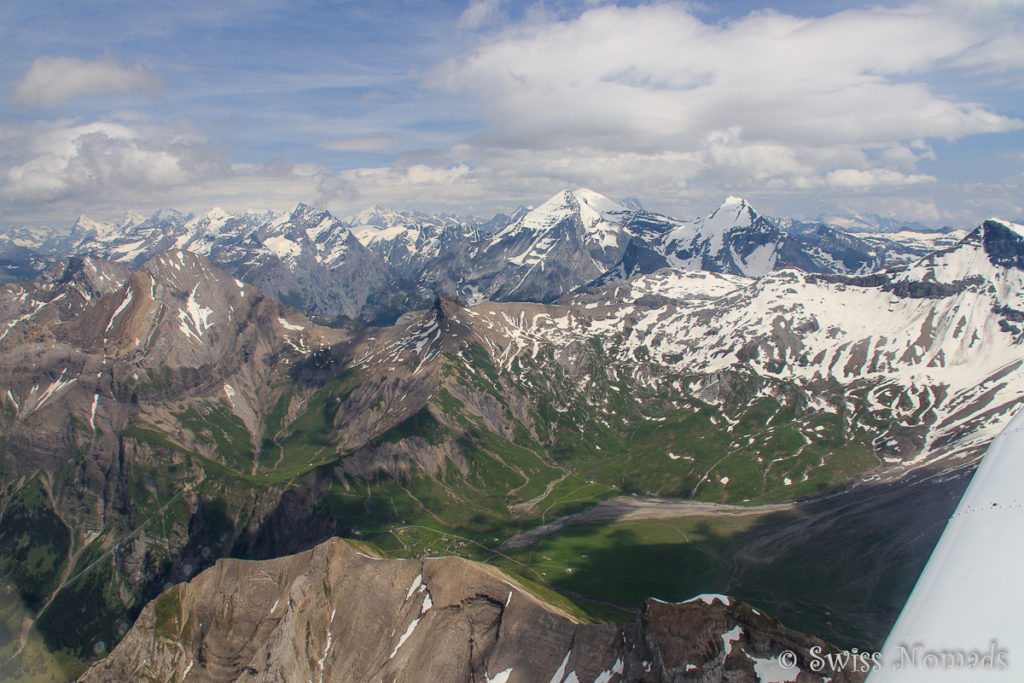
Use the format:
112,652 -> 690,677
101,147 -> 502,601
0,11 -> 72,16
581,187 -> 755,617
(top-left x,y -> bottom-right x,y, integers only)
81,538 -> 864,682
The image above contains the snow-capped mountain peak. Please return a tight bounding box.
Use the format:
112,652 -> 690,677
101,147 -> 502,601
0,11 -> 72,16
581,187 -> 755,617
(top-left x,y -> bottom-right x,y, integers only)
70,215 -> 117,241
206,206 -> 229,221
694,197 -> 759,259
704,195 -> 758,231
495,188 -> 627,240
572,187 -> 628,215
721,195 -> 751,209
895,218 -> 1024,303
349,204 -> 416,229
496,189 -> 575,237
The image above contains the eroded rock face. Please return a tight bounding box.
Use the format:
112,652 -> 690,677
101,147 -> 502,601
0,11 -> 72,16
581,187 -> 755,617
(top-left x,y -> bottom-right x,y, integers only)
80,538 -> 864,683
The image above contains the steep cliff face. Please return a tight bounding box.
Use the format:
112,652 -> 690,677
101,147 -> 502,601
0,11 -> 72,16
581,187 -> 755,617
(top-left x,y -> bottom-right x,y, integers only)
0,252 -> 350,669
80,538 -> 863,683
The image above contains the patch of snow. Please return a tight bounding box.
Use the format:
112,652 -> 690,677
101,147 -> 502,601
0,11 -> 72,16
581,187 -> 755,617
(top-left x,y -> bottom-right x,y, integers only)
737,242 -> 778,278
721,625 -> 743,655
178,284 -> 214,342
684,594 -> 731,606
388,617 -> 420,659
549,650 -> 572,683
263,235 -> 301,259
486,668 -> 514,683
30,370 -> 77,413
594,658 -> 624,683
223,384 -> 236,407
751,656 -> 799,682
278,316 -> 305,331
421,591 -> 432,614
406,573 -> 423,600
574,187 -> 626,214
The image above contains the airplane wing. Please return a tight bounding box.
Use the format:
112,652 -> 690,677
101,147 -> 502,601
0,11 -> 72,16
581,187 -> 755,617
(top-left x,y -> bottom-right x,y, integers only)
868,408 -> 1024,681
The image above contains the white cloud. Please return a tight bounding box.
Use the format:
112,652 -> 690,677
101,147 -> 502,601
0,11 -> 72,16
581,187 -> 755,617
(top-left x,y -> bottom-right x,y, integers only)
954,33 -> 1024,74
423,2 -> 1023,204
13,56 -> 162,107
0,118 -> 470,224
314,162 -> 481,213
890,198 -> 944,224
826,168 -> 936,190
0,121 -> 224,204
458,0 -> 504,29
881,145 -> 925,172
3,3 -> 1023,229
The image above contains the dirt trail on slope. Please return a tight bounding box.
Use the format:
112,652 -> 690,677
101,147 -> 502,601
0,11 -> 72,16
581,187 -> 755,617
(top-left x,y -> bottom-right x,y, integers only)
507,472 -> 569,516
498,496 -> 795,550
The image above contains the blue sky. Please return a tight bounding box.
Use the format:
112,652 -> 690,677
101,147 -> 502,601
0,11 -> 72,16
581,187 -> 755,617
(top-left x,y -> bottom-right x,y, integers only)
2,0 -> 1023,228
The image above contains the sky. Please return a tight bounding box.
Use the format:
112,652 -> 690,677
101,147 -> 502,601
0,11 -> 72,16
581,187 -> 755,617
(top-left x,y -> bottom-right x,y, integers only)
1,0 -> 1023,229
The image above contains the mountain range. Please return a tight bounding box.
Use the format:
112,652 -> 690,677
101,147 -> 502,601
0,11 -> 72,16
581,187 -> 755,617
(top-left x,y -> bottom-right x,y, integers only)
0,189 -> 965,320
0,189 -> 1017,681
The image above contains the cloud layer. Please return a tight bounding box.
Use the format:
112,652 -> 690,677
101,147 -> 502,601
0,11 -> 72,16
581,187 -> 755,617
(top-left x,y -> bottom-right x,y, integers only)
0,121 -> 224,205
13,56 -> 161,107
425,2 -> 1022,201
1,2 -> 1022,227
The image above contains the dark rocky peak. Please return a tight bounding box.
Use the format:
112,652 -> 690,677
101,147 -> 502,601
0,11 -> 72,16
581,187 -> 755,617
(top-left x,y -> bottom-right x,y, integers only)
51,255 -> 132,296
264,203 -> 352,247
620,210 -> 682,240
878,218 -> 1024,302
599,237 -> 670,284
433,292 -> 465,319
903,218 -> 1024,278
981,219 -> 1024,270
288,202 -> 334,229
430,293 -> 477,349
481,211 -> 515,234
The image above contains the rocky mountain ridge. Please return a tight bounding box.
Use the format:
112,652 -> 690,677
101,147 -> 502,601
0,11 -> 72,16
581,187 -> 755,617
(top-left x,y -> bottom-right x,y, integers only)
0,190 -> 963,319
11,204 -> 388,319
348,204 -> 485,279
80,537 -> 864,683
